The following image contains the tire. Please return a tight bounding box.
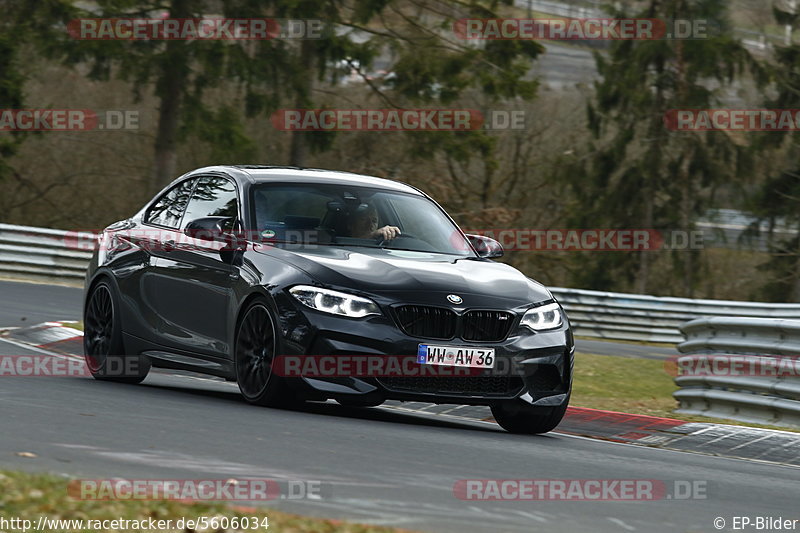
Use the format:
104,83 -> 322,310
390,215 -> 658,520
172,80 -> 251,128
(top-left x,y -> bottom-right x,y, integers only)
491,397 -> 569,434
234,298 -> 296,407
83,280 -> 151,384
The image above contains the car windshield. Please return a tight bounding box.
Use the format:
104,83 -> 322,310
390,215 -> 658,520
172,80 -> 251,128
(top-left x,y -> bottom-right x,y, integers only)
251,183 -> 475,256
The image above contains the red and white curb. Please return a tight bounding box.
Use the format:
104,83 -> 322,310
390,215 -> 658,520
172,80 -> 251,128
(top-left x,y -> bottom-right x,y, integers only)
0,321 -> 84,359
557,406 -> 689,445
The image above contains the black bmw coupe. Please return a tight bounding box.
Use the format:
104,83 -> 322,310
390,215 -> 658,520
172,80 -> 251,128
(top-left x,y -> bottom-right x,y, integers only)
84,165 -> 574,433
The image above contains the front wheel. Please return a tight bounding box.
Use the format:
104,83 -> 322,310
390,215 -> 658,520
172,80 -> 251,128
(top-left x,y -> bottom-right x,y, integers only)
491,397 -> 569,434
234,299 -> 295,407
83,280 -> 150,384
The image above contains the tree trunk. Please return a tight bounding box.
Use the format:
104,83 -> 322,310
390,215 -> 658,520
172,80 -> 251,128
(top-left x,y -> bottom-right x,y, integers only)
679,153 -> 694,297
289,40 -> 315,166
635,182 -> 653,294
674,37 -> 694,297
150,0 -> 192,194
634,1 -> 665,294
792,222 -> 800,301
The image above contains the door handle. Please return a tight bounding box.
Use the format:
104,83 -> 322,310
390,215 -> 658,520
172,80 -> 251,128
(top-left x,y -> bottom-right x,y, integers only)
163,239 -> 175,251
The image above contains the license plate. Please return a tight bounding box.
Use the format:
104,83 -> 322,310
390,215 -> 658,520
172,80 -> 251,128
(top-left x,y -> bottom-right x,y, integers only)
417,344 -> 495,369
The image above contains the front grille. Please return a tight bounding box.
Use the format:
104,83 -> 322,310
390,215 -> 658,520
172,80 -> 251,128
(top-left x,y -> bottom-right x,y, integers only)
379,376 -> 524,396
462,310 -> 515,342
395,305 -> 516,341
395,305 -> 457,340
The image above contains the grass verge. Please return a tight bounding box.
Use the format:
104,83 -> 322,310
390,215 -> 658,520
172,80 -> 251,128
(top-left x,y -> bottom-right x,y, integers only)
0,470 -> 410,533
573,335 -> 675,348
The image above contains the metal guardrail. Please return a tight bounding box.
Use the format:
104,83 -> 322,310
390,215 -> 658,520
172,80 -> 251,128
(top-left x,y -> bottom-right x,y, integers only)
0,223 -> 93,285
2,223 -> 800,346
550,288 -> 800,343
674,317 -> 800,428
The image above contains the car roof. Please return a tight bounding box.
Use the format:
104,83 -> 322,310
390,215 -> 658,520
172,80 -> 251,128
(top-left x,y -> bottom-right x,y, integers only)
193,165 -> 424,196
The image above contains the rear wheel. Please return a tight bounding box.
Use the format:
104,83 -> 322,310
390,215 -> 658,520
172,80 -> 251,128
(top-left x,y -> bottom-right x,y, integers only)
83,280 -> 150,383
491,397 -> 569,434
234,299 -> 295,407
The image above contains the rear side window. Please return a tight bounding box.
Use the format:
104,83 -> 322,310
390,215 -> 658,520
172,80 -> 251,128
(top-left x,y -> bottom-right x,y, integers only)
181,177 -> 238,229
145,179 -> 197,228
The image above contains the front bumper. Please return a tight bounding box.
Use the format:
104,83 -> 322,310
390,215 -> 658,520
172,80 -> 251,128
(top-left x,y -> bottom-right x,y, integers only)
274,291 -> 574,406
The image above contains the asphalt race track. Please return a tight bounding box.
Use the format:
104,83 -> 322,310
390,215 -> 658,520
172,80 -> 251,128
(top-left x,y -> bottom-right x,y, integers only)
0,280 -> 82,327
0,280 -> 797,532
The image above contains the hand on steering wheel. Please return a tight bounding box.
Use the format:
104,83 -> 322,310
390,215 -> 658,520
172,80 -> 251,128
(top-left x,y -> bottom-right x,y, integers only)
377,230 -> 417,246
371,225 -> 402,241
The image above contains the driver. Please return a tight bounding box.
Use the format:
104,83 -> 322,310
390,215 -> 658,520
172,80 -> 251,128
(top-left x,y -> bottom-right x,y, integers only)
348,204 -> 401,240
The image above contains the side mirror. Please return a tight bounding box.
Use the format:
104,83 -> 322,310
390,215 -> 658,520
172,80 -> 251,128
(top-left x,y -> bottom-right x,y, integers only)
184,216 -> 234,243
466,234 -> 504,258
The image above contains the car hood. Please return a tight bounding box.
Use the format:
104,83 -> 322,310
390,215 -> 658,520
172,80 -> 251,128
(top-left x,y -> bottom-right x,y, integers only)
254,244 -> 553,307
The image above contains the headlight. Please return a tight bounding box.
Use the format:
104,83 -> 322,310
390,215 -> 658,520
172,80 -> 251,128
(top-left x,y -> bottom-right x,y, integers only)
289,285 -> 381,318
520,302 -> 563,331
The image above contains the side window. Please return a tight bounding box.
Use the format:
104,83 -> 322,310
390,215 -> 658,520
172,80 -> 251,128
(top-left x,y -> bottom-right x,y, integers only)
145,179 -> 197,228
181,177 -> 238,230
